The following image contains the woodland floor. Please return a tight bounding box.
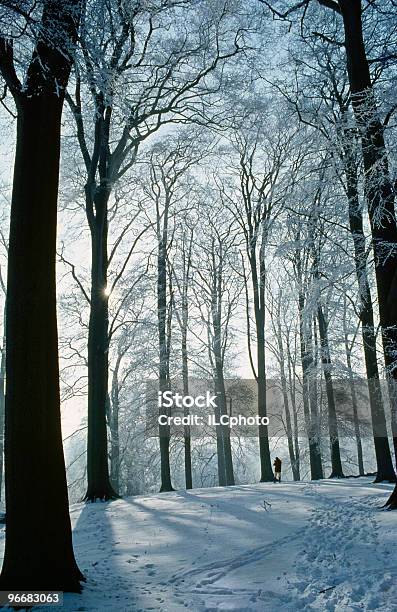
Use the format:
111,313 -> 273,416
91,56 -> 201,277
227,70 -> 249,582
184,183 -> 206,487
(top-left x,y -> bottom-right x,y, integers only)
1,478 -> 396,611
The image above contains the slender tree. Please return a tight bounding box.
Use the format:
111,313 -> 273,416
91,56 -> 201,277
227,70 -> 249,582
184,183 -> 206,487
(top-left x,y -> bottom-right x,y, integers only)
173,224 -> 195,489
264,0 -> 397,501
66,0 -> 244,499
193,211 -> 239,487
267,281 -> 300,480
222,125 -> 297,481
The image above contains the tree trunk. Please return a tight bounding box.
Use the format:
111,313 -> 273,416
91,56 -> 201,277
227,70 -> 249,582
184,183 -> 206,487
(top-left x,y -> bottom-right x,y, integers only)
181,288 -> 193,490
317,304 -> 344,478
0,12 -> 83,585
346,348 -> 365,476
255,305 -> 274,482
275,297 -> 299,480
0,307 -> 5,502
247,241 -> 273,482
314,0 -> 397,506
339,0 -> 397,468
214,369 -> 235,486
308,316 -> 324,475
211,263 -> 234,486
214,398 -> 227,486
298,292 -> 323,479
85,193 -> 118,501
342,140 -> 395,481
158,233 -> 173,492
110,353 -> 122,493
342,298 -> 364,476
287,347 -> 301,479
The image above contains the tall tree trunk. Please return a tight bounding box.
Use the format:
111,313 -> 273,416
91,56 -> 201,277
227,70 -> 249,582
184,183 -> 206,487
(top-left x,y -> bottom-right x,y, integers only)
308,316 -> 323,470
214,369 -> 235,486
211,257 -> 234,487
275,295 -> 299,480
340,0 -> 397,504
339,0 -> 397,470
85,191 -> 118,501
181,313 -> 193,489
158,233 -> 173,492
214,396 -> 227,486
344,335 -> 365,476
110,352 -> 123,493
0,0 -> 83,588
0,305 -> 5,502
287,346 -> 301,478
298,292 -> 324,479
342,139 -> 396,481
317,304 -> 344,478
253,254 -> 273,482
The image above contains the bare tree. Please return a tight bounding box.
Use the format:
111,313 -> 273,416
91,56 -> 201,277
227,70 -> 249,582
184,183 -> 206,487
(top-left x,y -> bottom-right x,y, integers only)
0,0 -> 83,591
65,0 -> 246,500
192,207 -> 240,486
222,120 -> 301,481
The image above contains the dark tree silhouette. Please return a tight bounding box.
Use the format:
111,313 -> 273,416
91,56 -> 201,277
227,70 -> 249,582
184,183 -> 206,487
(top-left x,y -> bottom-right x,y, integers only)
0,0 -> 84,591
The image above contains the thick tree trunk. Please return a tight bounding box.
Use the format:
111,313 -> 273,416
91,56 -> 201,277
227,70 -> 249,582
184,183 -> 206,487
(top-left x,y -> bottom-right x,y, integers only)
384,486 -> 397,509
317,304 -> 344,478
0,0 -> 83,589
342,142 -> 396,481
0,315 -> 4,501
0,95 -> 83,592
85,196 -> 118,501
339,0 -> 397,464
335,1 -> 397,501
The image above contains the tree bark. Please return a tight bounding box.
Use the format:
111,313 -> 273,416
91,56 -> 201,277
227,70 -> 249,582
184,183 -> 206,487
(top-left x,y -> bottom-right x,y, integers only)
180,240 -> 193,490
341,138 -> 396,481
317,304 -> 344,478
333,0 -> 397,499
252,255 -> 274,482
110,352 -> 123,493
338,0 -> 397,463
0,305 -> 5,501
158,228 -> 173,492
211,242 -> 234,487
298,291 -> 324,480
214,372 -> 235,486
345,346 -> 365,477
0,0 -> 83,588
181,311 -> 193,489
275,295 -> 300,480
287,345 -> 301,478
85,189 -> 118,501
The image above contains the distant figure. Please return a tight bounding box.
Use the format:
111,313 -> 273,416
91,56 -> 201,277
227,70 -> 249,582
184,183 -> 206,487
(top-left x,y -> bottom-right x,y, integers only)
273,457 -> 282,483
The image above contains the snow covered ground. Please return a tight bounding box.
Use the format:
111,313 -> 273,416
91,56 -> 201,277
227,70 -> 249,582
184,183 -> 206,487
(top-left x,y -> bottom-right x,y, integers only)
0,478 -> 396,611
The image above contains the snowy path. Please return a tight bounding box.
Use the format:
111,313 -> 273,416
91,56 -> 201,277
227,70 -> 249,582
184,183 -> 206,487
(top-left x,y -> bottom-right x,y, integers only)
0,479 -> 396,611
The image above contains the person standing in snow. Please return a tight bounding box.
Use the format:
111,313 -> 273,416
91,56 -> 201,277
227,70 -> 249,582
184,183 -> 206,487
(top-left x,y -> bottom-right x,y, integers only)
273,457 -> 282,483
